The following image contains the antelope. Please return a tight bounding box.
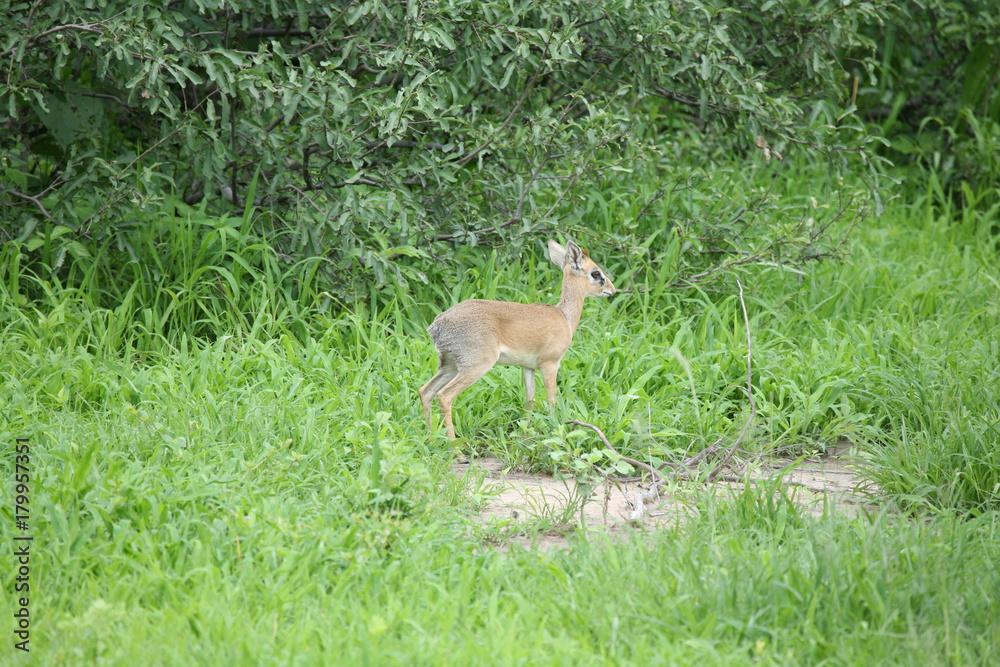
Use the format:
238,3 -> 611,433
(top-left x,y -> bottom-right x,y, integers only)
419,239 -> 616,439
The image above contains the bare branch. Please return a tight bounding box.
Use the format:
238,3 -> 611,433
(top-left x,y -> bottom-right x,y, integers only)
0,22 -> 104,58
0,186 -> 52,218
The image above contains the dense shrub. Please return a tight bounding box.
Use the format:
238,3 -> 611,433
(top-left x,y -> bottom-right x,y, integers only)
2,0 -> 892,301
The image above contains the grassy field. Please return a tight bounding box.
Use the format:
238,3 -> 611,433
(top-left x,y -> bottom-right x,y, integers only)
2,175 -> 999,664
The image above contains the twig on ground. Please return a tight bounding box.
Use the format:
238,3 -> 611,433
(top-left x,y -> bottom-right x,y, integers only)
564,419 -> 669,521
565,420 -> 665,485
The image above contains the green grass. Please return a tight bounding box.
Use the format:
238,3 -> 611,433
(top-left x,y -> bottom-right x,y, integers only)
1,178 -> 999,664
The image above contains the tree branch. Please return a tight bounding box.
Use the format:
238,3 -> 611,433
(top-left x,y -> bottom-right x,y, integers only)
0,22 -> 103,58
0,186 -> 52,218
454,35 -> 553,169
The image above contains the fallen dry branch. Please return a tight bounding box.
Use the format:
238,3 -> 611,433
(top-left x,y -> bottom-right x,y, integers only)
565,420 -> 664,485
564,419 -> 667,521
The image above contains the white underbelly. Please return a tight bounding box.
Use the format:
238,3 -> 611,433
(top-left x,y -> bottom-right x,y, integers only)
497,347 -> 540,368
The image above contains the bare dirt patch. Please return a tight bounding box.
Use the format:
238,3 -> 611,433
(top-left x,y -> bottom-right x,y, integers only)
457,442 -> 875,551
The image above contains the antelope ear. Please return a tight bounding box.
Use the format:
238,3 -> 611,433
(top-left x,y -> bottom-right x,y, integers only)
564,240 -> 585,274
548,240 -> 566,267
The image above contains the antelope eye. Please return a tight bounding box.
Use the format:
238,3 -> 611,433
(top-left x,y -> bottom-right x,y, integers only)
591,270 -> 601,279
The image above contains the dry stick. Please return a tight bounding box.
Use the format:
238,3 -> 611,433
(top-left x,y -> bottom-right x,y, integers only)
566,416 -> 860,519
564,419 -> 666,521
708,474 -> 851,497
710,278 -> 755,480
680,441 -> 722,468
565,420 -> 664,485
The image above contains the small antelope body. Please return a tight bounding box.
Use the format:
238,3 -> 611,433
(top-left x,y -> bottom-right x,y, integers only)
420,239 -> 616,439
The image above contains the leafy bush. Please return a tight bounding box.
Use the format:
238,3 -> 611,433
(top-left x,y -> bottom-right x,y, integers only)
865,0 -> 1000,204
2,0 -> 891,301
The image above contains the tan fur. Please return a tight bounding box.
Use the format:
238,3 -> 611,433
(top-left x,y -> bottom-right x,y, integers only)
420,239 -> 616,439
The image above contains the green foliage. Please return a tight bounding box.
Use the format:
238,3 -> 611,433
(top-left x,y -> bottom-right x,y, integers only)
0,198 -> 324,347
2,5 -> 999,658
1,0 -> 890,298
2,159 -> 996,513
866,0 -> 1000,204
1,159 -> 1000,661
401,176 -> 1000,516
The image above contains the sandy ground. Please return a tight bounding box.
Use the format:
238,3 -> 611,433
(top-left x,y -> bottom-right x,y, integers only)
455,442 -> 876,551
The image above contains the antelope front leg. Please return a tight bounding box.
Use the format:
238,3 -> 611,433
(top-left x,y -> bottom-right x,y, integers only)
522,367 -> 536,410
539,360 -> 560,410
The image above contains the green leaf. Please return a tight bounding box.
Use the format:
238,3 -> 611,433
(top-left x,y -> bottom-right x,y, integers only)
70,444 -> 98,492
